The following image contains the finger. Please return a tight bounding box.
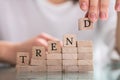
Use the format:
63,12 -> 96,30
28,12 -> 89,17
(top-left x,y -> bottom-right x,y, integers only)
35,38 -> 48,50
115,0 -> 120,11
38,33 -> 58,41
99,0 -> 109,20
79,0 -> 89,11
88,0 -> 99,22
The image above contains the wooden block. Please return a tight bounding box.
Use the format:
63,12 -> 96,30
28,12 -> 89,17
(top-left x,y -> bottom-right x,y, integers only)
16,52 -> 29,66
47,72 -> 62,80
62,47 -> 77,53
47,60 -> 62,66
78,65 -> 93,72
78,18 -> 94,30
63,66 -> 79,72
16,65 -> 31,73
47,66 -> 62,72
63,34 -> 77,47
32,46 -> 46,59
30,59 -> 46,66
63,60 -> 77,66
48,41 -> 61,53
29,66 -> 46,72
63,54 -> 77,60
78,60 -> 93,65
77,40 -> 93,47
47,53 -> 62,59
78,53 -> 93,60
78,47 -> 93,53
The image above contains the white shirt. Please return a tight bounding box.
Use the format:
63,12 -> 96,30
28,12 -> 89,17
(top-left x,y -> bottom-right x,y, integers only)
0,0 -> 94,42
0,0 -> 118,66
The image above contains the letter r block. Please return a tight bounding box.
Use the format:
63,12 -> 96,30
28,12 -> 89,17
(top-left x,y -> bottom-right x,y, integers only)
78,18 -> 94,30
32,46 -> 46,60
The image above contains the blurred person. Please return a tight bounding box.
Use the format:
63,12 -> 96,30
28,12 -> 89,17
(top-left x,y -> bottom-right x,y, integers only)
0,0 -> 119,66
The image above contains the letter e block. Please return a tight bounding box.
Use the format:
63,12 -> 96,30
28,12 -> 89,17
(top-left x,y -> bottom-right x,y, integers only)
48,41 -> 61,53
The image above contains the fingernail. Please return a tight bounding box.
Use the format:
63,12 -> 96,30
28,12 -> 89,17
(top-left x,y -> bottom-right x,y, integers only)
100,12 -> 107,20
89,13 -> 97,22
116,4 -> 120,11
81,2 -> 87,11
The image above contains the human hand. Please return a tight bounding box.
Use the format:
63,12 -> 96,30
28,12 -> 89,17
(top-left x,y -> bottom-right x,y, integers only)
16,33 -> 60,54
6,33 -> 58,64
79,0 -> 120,22
0,33 -> 60,64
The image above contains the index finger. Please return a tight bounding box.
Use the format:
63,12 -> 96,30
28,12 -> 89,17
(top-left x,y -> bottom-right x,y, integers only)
115,0 -> 120,11
79,0 -> 89,11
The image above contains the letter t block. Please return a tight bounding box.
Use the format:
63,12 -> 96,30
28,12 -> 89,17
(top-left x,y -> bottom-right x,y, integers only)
16,52 -> 30,66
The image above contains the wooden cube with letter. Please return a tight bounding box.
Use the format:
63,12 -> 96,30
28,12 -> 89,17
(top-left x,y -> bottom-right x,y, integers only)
16,52 -> 30,73
78,18 -> 94,30
47,41 -> 62,72
62,34 -> 78,72
30,46 -> 47,72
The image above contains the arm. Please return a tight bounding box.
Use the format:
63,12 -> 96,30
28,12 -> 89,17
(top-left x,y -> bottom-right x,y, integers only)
0,33 -> 58,65
116,13 -> 120,55
0,41 -> 17,64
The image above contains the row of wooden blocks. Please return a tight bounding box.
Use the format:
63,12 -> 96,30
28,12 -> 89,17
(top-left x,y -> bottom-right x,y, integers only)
16,34 -> 93,73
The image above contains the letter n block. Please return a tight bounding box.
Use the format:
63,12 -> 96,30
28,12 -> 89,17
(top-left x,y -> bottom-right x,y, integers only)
78,18 -> 94,30
16,52 -> 29,66
63,34 -> 77,47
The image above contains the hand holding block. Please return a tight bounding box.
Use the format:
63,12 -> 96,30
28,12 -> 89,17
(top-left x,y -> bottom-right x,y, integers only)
48,41 -> 61,53
78,18 -> 94,30
63,34 -> 77,47
32,46 -> 46,59
16,52 -> 29,66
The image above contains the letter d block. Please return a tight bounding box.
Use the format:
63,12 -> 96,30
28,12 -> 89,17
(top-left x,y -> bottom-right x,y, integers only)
16,52 -> 29,66
78,18 -> 94,30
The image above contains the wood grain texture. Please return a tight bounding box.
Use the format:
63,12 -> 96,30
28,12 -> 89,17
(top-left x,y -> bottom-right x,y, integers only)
78,18 -> 94,30
16,52 -> 30,66
32,46 -> 46,59
63,34 -> 77,47
48,41 -> 61,53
